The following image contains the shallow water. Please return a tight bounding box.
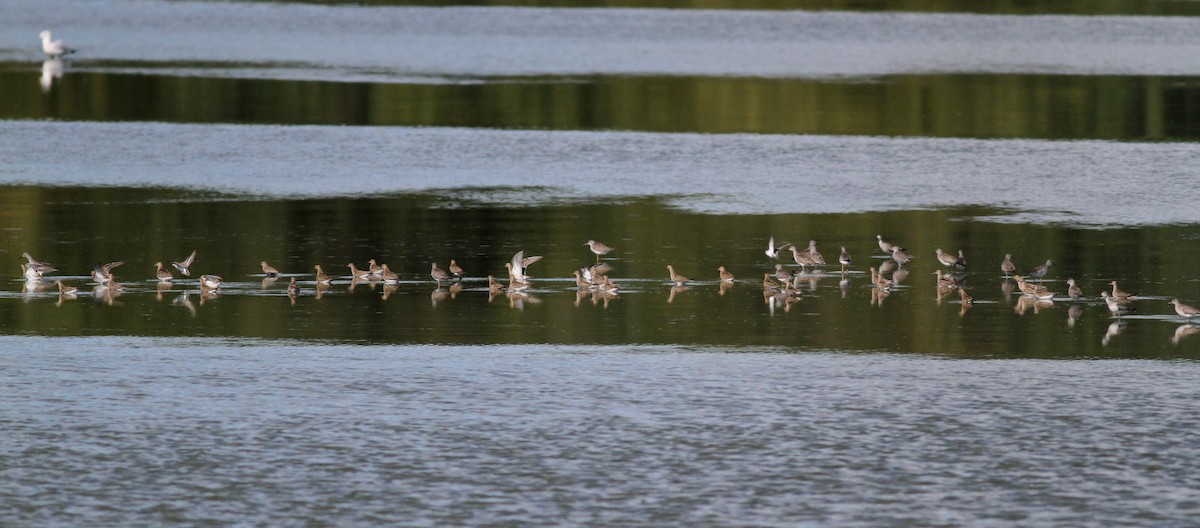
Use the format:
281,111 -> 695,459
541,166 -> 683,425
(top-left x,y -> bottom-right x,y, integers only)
5,0 -> 1200,525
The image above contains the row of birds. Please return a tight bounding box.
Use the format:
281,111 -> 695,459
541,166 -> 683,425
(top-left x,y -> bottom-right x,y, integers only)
14,235 -> 1200,322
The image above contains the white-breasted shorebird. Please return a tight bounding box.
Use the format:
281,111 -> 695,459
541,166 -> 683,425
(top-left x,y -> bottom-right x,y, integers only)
839,247 -> 852,273
154,261 -> 173,282
876,235 -> 899,254
1169,299 -> 1200,321
91,261 -> 123,285
431,263 -> 453,284
765,236 -> 784,260
172,250 -> 197,277
21,252 -> 57,275
935,249 -> 958,268
666,265 -> 691,286
890,246 -> 910,266
38,30 -> 74,58
1066,278 -> 1083,300
199,274 -> 222,289
261,261 -> 280,277
1000,254 -> 1016,276
378,264 -> 399,284
584,240 -> 613,263
348,263 -> 372,280
449,259 -> 464,279
507,250 -> 543,283
21,264 -> 41,281
1101,292 -> 1133,317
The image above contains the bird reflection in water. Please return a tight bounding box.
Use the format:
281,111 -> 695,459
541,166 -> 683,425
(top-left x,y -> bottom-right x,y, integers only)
40,58 -> 64,93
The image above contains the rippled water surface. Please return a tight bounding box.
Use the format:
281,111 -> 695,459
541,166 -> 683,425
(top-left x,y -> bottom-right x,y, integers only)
5,0 -> 1200,525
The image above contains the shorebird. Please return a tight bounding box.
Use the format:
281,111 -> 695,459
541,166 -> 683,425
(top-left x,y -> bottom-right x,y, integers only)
21,252 -> 57,275
198,274 -> 222,289
666,265 -> 692,286
876,235 -> 900,254
91,261 -> 123,285
718,266 -> 735,282
1064,278 -> 1084,300
584,240 -> 613,263
1029,259 -> 1053,279
488,275 -> 507,293
802,240 -> 826,265
789,244 -> 816,269
774,263 -> 793,284
348,263 -> 372,280
1108,281 -> 1136,301
1000,254 -> 1016,276
1101,292 -> 1133,317
449,259 -> 464,279
1169,299 -> 1200,321
21,264 -> 41,281
366,259 -> 384,278
839,247 -> 852,273
763,273 -> 780,291
431,263 -> 453,284
573,270 -> 593,289
956,249 -> 967,270
172,250 -> 197,277
55,280 -> 77,295
314,265 -> 333,284
765,236 -> 784,259
38,30 -> 74,58
507,250 -> 543,283
261,261 -> 280,277
890,246 -> 910,266
287,277 -> 300,296
378,264 -> 399,284
602,276 -> 621,292
935,249 -> 958,268
1013,276 -> 1052,298
154,261 -> 174,282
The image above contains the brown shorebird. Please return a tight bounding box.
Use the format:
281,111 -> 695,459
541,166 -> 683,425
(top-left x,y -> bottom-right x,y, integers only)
449,259 -> 464,279
1066,278 -> 1083,300
287,277 -> 300,296
763,273 -> 780,291
890,246 -> 910,266
1108,281 -> 1135,300
789,244 -> 816,269
876,235 -> 900,254
1013,276 -> 1052,298
91,261 -> 124,285
573,270 -> 593,289
55,280 -> 77,295
803,240 -> 826,265
666,265 -> 691,286
261,261 -> 280,277
431,263 -> 453,284
21,252 -> 57,275
154,261 -> 174,282
488,275 -> 507,293
314,265 -> 334,284
1169,299 -> 1200,321
367,259 -> 384,278
584,240 -> 613,263
1101,292 -> 1132,317
602,276 -> 621,292
1000,254 -> 1016,276
171,250 -> 197,277
718,266 -> 735,283
839,247 -> 852,273
935,249 -> 958,268
348,263 -> 372,280
378,264 -> 399,284
1029,259 -> 1053,278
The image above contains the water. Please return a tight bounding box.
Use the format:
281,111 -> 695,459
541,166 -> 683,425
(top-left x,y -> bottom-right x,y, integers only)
4,0 -> 1200,525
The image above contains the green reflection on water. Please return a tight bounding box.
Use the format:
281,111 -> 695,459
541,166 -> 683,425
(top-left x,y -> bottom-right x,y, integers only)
1,186 -> 1198,358
7,69 -> 1200,140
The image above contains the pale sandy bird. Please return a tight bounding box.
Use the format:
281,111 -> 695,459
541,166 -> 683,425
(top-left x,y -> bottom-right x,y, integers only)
774,263 -> 793,284
348,263 -> 372,280
1108,281 -> 1136,301
1013,276 -> 1048,297
718,266 -> 735,282
584,240 -> 613,263
573,270 -> 593,289
1101,292 -> 1133,317
379,264 -> 399,284
21,252 -> 57,275
890,246 -> 910,266
1029,259 -> 1053,279
488,275 -> 507,293
802,240 -> 826,265
1066,278 -> 1083,300
314,265 -> 333,284
55,280 -> 77,295
154,261 -> 173,282
1000,254 -> 1016,276
935,249 -> 963,269
261,261 -> 280,277
21,264 -> 41,281
839,247 -> 852,272
172,250 -> 197,277
198,274 -> 222,289
876,235 -> 901,254
91,261 -> 124,285
287,277 -> 300,296
666,265 -> 692,286
431,263 -> 453,284
39,30 -> 75,58
367,259 -> 384,278
506,250 -> 543,283
1169,299 -> 1200,321
449,259 -> 464,278
789,244 -> 817,269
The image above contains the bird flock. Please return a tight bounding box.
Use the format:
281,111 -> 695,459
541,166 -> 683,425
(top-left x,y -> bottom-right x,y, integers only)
13,234 -> 1200,327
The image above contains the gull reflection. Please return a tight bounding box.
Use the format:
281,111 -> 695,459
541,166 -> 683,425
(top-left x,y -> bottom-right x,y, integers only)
40,58 -> 64,93
1102,320 -> 1127,346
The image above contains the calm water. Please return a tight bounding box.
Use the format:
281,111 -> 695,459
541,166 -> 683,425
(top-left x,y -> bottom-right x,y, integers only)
5,0 -> 1200,525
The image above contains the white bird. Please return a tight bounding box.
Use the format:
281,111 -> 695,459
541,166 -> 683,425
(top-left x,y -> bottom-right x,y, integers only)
39,30 -> 75,58
506,250 -> 543,284
40,58 -> 63,92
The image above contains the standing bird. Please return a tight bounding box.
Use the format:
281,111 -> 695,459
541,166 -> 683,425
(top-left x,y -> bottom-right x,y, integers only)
1000,254 -> 1016,276
287,277 -> 300,296
154,261 -> 174,282
431,263 -> 453,284
261,261 -> 280,277
838,247 -> 852,273
584,240 -> 614,263
448,259 -> 464,279
1029,259 -> 1053,279
763,273 -> 781,291
774,263 -> 794,284
877,235 -> 901,254
666,265 -> 692,286
172,250 -> 197,277
1101,292 -> 1133,317
347,263 -> 372,280
38,30 -> 75,58
55,280 -> 78,295
935,249 -> 958,268
789,244 -> 816,269
198,274 -> 222,289
1108,281 -> 1136,301
506,250 -> 543,283
802,240 -> 826,265
314,265 -> 334,284
717,266 -> 735,282
1066,278 -> 1084,301
1169,299 -> 1200,321
379,264 -> 400,284
890,246 -> 910,266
